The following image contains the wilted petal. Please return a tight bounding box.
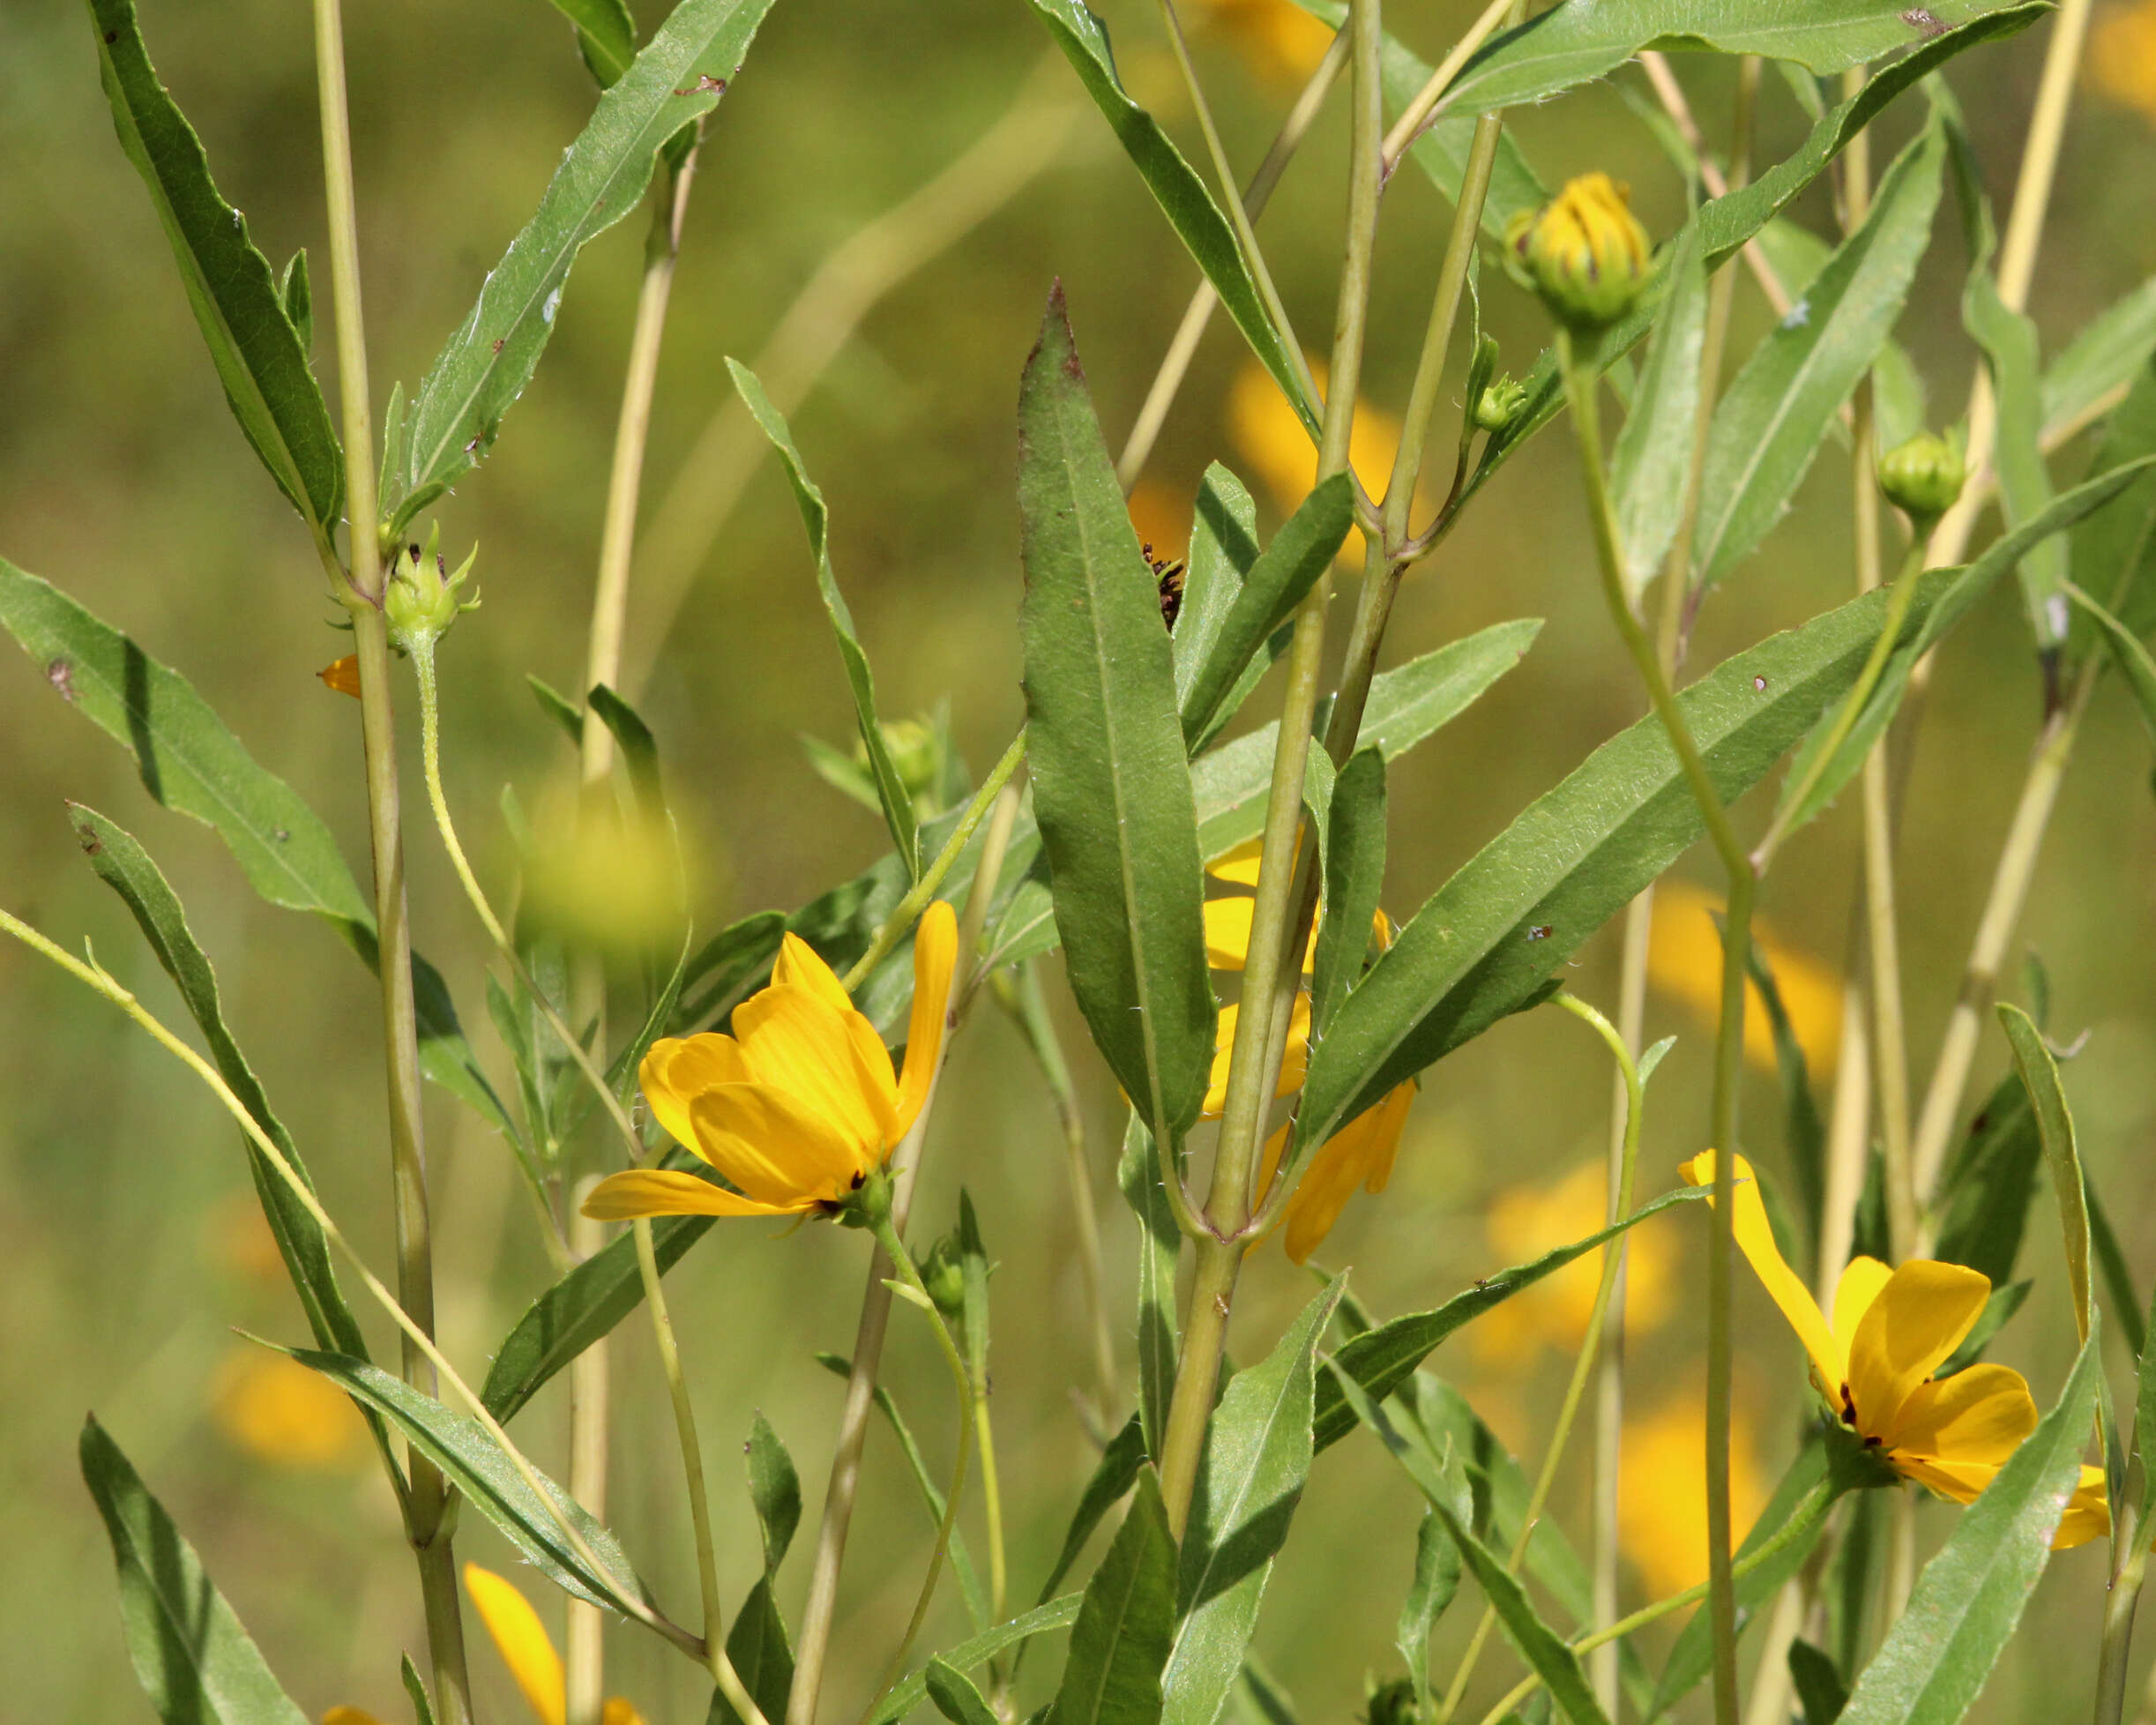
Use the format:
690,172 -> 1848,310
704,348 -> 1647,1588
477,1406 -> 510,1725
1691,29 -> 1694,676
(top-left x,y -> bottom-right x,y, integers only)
465,1564 -> 567,1725
1846,1260 -> 1989,1439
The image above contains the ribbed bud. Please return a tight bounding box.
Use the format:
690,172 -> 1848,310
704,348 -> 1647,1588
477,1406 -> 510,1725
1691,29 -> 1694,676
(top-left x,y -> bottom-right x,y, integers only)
1504,173 -> 1654,330
1876,431 -> 1966,522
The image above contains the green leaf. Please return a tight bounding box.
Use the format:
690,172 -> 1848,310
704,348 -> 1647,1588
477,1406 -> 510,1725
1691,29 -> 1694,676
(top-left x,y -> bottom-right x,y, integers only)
1931,1071 -> 2040,1286
1446,0 -> 2034,116
1837,1325 -> 2102,1725
1020,289 -> 1216,1145
868,1598 -> 1084,1725
397,0 -> 775,527
1997,1004 -> 2093,1347
0,559 -> 514,1135
542,0 -> 638,86
727,360 -> 921,875
1646,1441 -> 1838,1721
80,1415 -> 311,1725
1018,0 -> 1316,433
1313,1189 -> 1706,1452
1609,220 -> 1706,601
1039,1416 -> 1150,1607
2043,277 -> 2156,439
2085,1176 -> 2144,1358
1055,1468 -> 1180,1725
587,682 -> 668,822
2073,357 -> 2156,640
529,673 -> 587,746
1175,467 -> 1261,715
1182,475 -> 1353,751
2136,1281 -> 2156,1524
928,1659 -> 1001,1725
1324,1368 -> 1608,1725
1746,935 -> 1828,1254
748,1413 -> 802,1573
1693,121 -> 1944,589
957,1188 -> 994,1391
707,1572 -> 795,1725
1163,1281 -> 1341,1725
2067,583 -> 2156,742
402,1654 -> 439,1725
1788,1640 -> 1849,1725
1310,748 -> 1385,1039
279,250 -> 312,357
1294,574 -> 1955,1158
67,808 -> 390,1459
1119,1115 -> 1183,1459
281,1348 -> 650,1613
1396,1510 -> 1460,1712
1967,265 -> 2066,648
482,1205 -> 712,1422
86,0 -> 341,534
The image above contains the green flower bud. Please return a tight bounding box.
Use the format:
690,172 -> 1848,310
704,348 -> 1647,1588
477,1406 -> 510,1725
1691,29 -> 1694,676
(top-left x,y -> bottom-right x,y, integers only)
1473,373 -> 1529,432
1362,1676 -> 1421,1725
862,718 -> 942,803
384,522 -> 479,653
918,1236 -> 967,1318
1876,432 -> 1965,522
1505,173 -> 1655,330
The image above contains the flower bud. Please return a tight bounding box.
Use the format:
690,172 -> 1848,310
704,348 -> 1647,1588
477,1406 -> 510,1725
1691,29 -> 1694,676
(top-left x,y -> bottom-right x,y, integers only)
864,718 -> 942,805
1473,373 -> 1529,432
1876,432 -> 1965,522
918,1236 -> 968,1319
1362,1676 -> 1421,1725
1504,173 -> 1654,330
384,522 -> 479,653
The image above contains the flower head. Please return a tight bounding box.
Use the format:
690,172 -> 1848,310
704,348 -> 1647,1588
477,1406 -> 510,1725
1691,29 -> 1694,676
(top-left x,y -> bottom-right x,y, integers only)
384,521 -> 479,653
1505,173 -> 1654,330
1876,431 -> 1966,523
582,902 -> 957,1221
1682,1151 -> 2108,1548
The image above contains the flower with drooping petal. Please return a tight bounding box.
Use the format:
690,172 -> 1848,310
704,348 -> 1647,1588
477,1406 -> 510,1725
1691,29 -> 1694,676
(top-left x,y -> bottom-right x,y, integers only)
581,902 -> 957,1221
1682,1151 -> 2108,1549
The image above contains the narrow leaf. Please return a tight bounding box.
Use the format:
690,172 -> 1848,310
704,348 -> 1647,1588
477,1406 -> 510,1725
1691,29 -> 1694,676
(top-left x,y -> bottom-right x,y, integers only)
1609,220 -> 1705,600
2067,583 -> 2156,741
1967,267 -> 2066,647
2072,356 -> 2156,639
1174,466 -> 1260,713
728,359 -> 920,874
1019,289 -> 1215,1145
748,1414 -> 802,1573
1039,1417 -> 1149,1607
2043,276 -> 2156,438
80,1415 -> 311,1725
1395,1511 -> 1460,1709
928,1659 -> 1001,1725
1997,1004 -> 2093,1346
1055,1469 -> 1180,1725
708,1574 -> 795,1725
1310,748 -> 1385,1038
86,0 -> 341,531
1788,1641 -> 1849,1725
868,1598 -> 1085,1725
1932,1071 -> 2042,1288
542,0 -> 638,86
402,1654 -> 439,1725
1119,1115 -> 1183,1459
1747,937 -> 1828,1253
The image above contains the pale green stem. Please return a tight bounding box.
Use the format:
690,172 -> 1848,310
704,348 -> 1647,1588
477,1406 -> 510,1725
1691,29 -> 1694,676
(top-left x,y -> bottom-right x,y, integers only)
1559,325 -> 1753,1725
842,729 -> 1027,994
563,1201 -> 608,1725
0,907 -> 722,1669
307,0 -> 463,1708
1437,992 -> 1644,1725
1472,1476 -> 1840,1725
1375,0 -> 1520,167
857,1221 -> 976,1722
2098,1508 -> 2148,1725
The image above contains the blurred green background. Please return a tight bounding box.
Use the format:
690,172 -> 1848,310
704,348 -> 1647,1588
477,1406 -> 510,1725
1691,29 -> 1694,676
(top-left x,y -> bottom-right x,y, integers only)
4,0 -> 2156,1718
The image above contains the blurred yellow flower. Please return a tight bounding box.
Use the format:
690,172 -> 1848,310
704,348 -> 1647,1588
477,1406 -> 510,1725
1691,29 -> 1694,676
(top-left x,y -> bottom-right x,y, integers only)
1619,1391 -> 1767,1597
2090,1 -> 2156,122
465,1564 -> 646,1725
1186,0 -> 1334,83
1466,1158 -> 1676,1367
1127,479 -> 1192,569
210,1348 -> 366,1471
1226,361 -> 1423,564
1647,877 -> 1841,1077
1682,1151 -> 2109,1550
205,1191 -> 287,1283
584,903 -> 956,1221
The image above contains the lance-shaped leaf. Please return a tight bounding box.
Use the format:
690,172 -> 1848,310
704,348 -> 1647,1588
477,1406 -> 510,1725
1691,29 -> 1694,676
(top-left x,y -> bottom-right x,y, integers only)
1932,1070 -> 2041,1288
1120,1115 -> 1183,1460
1019,0 -> 1315,433
1998,1004 -> 2093,1348
542,0 -> 638,86
710,1421 -> 801,1725
86,0 -> 341,534
2070,584 -> 2156,740
1055,1469 -> 1180,1725
1293,574 -> 1953,1160
1162,1281 -> 1340,1725
2044,277 -> 2156,440
1443,0 -> 2033,117
1395,1511 -> 1459,1711
729,360 -> 920,875
868,1598 -> 1085,1725
394,0 -> 777,528
1182,475 -> 1353,751
1747,937 -> 1828,1253
1019,289 -> 1215,1145
81,1415 -> 312,1725
927,1660 -> 1001,1725
1692,121 -> 1944,589
1039,1417 -> 1150,1608
1837,1326 -> 2102,1725
1174,467 -> 1261,713
1609,220 -> 1706,601
68,809 -> 390,1465
1310,748 -> 1385,1038
2073,356 -> 2156,640
1313,1189 -> 1705,1451
0,559 -> 511,1134
282,1348 -> 651,1614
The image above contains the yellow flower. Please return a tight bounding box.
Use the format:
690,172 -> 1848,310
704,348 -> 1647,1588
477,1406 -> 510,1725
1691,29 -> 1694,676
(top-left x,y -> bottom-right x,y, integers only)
1466,1159 -> 1676,1366
465,1564 -> 646,1725
1619,1390 -> 1768,1597
1682,1152 -> 2108,1549
1647,877 -> 1841,1077
1185,0 -> 1334,83
582,902 -> 958,1221
1504,172 -> 1654,329
209,1348 -> 366,1471
2091,0 -> 2156,123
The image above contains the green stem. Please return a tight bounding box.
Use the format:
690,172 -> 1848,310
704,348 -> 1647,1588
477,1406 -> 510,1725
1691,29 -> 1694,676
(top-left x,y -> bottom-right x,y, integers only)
563,1201 -> 609,1725
1375,0 -> 1520,167
1437,992 -> 1644,1724
2097,1511 -> 2147,1725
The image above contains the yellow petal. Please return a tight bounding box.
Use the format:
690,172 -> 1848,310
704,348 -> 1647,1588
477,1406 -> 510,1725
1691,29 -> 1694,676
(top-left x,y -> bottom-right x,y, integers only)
1892,1452 -> 1991,1508
1206,840 -> 1265,886
1277,1082 -> 1414,1263
1845,1260 -> 1990,1438
734,986 -> 894,1155
1884,1363 -> 2037,1464
465,1564 -> 566,1725
640,1034 -> 752,1156
1680,1152 -> 1841,1393
1891,1455 -> 2106,1550
1831,1257 -> 1894,1363
602,1703 -> 649,1725
772,930 -> 855,1017
1201,993 -> 1310,1118
893,900 -> 959,1141
580,1168 -> 806,1221
2056,1465 -> 2111,1550
1204,896 -> 1317,973
324,1710 -> 392,1725
690,1083 -> 871,1200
